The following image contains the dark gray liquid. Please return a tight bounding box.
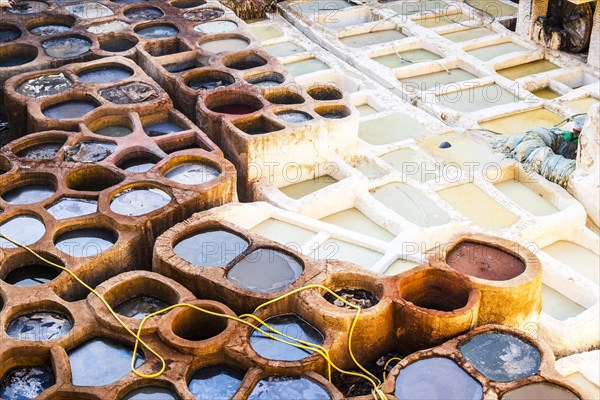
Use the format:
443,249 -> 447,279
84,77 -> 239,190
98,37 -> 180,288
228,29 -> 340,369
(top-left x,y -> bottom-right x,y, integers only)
0,216 -> 45,247
110,188 -> 171,216
0,27 -> 21,43
122,387 -> 177,400
30,24 -> 70,36
115,296 -> 170,319
8,1 -> 49,14
16,143 -> 62,160
144,121 -> 183,136
17,73 -> 73,97
78,67 -> 133,84
100,38 -> 136,52
94,125 -> 133,137
54,228 -> 117,258
248,376 -> 331,400
227,248 -> 303,293
188,77 -> 233,90
394,357 -> 483,400
136,25 -> 178,38
43,100 -> 97,119
68,338 -> 144,386
174,230 -> 249,267
124,7 -> 164,21
7,312 -> 72,341
42,37 -> 91,58
47,198 -> 98,220
188,365 -> 245,399
250,314 -> 324,361
0,366 -> 55,400
3,265 -> 60,286
0,53 -> 36,67
2,184 -> 54,205
459,333 -> 541,382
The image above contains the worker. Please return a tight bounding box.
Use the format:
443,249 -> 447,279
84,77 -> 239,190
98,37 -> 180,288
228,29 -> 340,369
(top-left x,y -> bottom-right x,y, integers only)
554,117 -> 584,160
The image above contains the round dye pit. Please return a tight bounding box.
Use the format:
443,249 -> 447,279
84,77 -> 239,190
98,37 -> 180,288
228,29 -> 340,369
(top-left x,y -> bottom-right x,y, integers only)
54,228 -> 117,258
17,74 -> 73,98
211,103 -> 262,115
247,72 -> 285,87
7,312 -> 72,341
394,357 -> 483,400
42,37 -> 92,59
99,82 -> 158,104
227,248 -> 303,293
199,37 -> 250,53
315,105 -> 351,119
174,229 -> 249,267
225,54 -> 267,70
100,38 -> 137,52
459,332 -> 541,382
501,382 -> 579,400
187,72 -> 234,91
3,264 -> 61,286
277,111 -> 313,123
0,47 -> 37,67
124,7 -> 164,21
0,216 -> 45,247
183,7 -> 224,22
2,184 -> 55,205
172,0 -> 205,8
119,157 -> 157,173
323,288 -> 379,309
68,339 -> 144,386
0,366 -> 55,400
78,66 -> 134,84
8,1 -> 49,14
16,143 -> 63,160
115,296 -> 170,319
0,26 -> 21,43
164,162 -> 219,185
446,241 -> 526,281
122,387 -> 178,400
143,121 -> 183,136
194,20 -> 238,34
47,198 -> 98,220
248,376 -> 331,400
249,314 -> 323,361
308,86 -> 343,101
43,100 -> 98,120
135,24 -> 179,38
188,366 -> 244,399
64,141 -> 117,163
94,125 -> 133,137
30,24 -> 70,36
110,188 -> 171,216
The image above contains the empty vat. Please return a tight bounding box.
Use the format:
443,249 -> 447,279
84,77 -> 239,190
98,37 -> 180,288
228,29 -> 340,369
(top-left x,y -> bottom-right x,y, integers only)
280,176 -> 337,199
174,229 -> 249,267
479,109 -> 564,135
188,366 -> 244,399
543,241 -> 599,285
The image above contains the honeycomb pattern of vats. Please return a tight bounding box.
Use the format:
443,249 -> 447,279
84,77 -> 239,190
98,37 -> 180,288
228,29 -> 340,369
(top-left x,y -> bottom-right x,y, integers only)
382,325 -> 583,400
278,0 -> 599,135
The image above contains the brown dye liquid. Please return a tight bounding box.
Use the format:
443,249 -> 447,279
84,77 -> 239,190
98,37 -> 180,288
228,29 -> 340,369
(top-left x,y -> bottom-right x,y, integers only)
446,241 -> 525,281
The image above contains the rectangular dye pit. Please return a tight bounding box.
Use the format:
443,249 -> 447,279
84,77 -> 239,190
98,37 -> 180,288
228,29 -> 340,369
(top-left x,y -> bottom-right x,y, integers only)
543,241 -> 599,285
248,24 -> 284,41
320,208 -> 395,241
284,58 -> 330,76
418,131 -> 502,170
280,175 -> 338,199
359,113 -> 429,145
339,29 -> 408,48
316,8 -> 376,29
542,285 -> 586,321
494,180 -> 558,216
437,183 -> 519,229
415,13 -> 472,28
293,0 -> 355,15
466,42 -> 529,61
311,239 -> 383,268
399,68 -> 478,91
357,103 -> 378,117
389,1 -> 448,15
435,84 -> 519,113
466,0 -> 517,17
532,88 -> 561,100
251,219 -> 316,248
564,97 -> 599,114
479,108 -> 564,135
496,60 -> 560,80
265,41 -> 306,58
372,49 -> 442,69
554,72 -> 599,89
441,27 -> 496,42
380,148 -> 437,182
384,258 -> 420,276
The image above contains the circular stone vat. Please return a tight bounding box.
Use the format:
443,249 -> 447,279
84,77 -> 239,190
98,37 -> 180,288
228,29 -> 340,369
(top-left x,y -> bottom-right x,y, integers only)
247,72 -> 285,87
394,357 -> 482,400
199,36 -> 250,53
446,241 -> 526,281
66,167 -> 123,191
228,248 -> 303,293
135,24 -> 178,38
78,66 -> 134,84
0,25 -> 21,43
27,15 -> 75,36
64,141 -> 117,163
164,162 -> 219,185
2,184 -> 55,205
308,86 -> 343,101
399,270 -> 470,312
323,288 -> 379,309
8,1 -> 49,14
54,228 -> 117,258
172,0 -> 205,8
115,296 -> 170,319
122,387 -> 177,400
16,142 -> 63,160
315,105 -> 351,119
68,339 -> 144,386
100,37 -> 137,52
277,111 -> 313,123
0,366 -> 55,399
249,376 -> 330,399
265,90 -> 305,105
170,306 -> 228,341
0,216 -> 45,247
250,314 -> 324,361
183,7 -> 223,21
174,229 -> 249,267
124,6 -> 164,21
143,120 -> 183,136
42,37 -> 92,59
43,100 -> 98,120
223,54 -> 267,70
0,44 -> 37,67
47,198 -> 98,220
29,24 -> 71,36
118,156 -> 158,173
459,332 -> 541,382
110,187 -> 171,216
501,382 -> 579,400
7,311 -> 72,341
3,264 -> 61,286
186,70 -> 234,91
94,125 -> 133,137
17,73 -> 73,98
188,366 -> 244,399
194,20 -> 238,34
206,92 -> 263,115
